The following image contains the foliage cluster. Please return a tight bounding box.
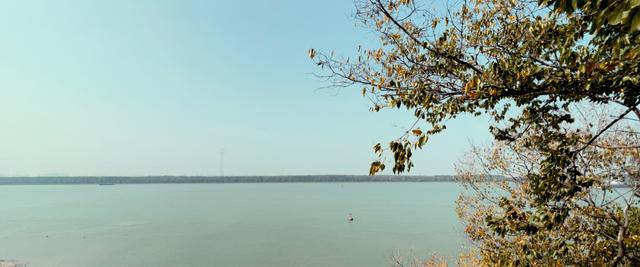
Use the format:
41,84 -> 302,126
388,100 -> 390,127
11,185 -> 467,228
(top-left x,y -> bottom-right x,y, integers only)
311,0 -> 640,264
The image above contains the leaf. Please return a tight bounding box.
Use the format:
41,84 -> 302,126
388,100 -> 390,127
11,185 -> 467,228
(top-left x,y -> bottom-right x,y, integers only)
417,135 -> 428,148
308,48 -> 316,59
373,143 -> 382,154
369,161 -> 384,175
464,76 -> 480,96
563,0 -> 574,14
631,11 -> 640,32
538,0 -> 548,6
368,163 -> 378,176
607,6 -> 626,25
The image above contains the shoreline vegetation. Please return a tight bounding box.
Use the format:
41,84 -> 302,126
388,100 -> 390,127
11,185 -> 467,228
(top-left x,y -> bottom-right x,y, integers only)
0,175 -> 473,185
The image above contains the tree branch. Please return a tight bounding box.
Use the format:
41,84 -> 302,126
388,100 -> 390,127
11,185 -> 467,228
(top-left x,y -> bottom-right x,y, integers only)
373,0 -> 484,75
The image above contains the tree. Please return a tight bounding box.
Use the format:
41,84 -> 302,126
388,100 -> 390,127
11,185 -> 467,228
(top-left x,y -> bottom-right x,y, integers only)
310,0 -> 639,176
311,0 -> 640,264
456,104 -> 640,265
545,0 -> 640,34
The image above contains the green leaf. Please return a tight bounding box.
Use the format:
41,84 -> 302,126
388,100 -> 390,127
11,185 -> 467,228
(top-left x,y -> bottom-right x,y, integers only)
607,6 -> 626,25
563,0 -> 575,14
631,11 -> 640,32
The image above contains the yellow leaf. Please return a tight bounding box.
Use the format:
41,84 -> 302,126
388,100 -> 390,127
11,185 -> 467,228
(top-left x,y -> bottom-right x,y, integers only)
308,48 -> 316,59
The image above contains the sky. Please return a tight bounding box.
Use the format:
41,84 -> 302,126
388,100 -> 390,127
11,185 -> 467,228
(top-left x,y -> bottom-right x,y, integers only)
0,0 -> 492,176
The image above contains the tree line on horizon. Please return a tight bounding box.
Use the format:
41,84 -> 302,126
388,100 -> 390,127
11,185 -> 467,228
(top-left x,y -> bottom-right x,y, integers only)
0,175 -> 465,185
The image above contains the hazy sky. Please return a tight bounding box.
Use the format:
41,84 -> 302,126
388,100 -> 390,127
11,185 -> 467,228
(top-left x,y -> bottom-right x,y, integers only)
0,0 -> 491,176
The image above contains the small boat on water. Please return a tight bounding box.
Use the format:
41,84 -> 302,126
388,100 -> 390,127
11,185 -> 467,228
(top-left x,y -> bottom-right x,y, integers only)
98,183 -> 115,186
347,213 -> 354,222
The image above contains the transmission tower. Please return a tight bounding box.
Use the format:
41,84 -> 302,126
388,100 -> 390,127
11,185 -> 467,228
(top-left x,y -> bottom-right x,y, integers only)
219,149 -> 224,177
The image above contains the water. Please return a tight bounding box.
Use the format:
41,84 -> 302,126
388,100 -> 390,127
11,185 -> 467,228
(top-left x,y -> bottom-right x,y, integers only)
0,183 -> 466,267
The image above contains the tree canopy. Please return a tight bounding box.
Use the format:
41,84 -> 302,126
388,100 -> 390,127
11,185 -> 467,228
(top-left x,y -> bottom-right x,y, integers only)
456,106 -> 640,265
311,0 -> 638,176
311,0 -> 639,264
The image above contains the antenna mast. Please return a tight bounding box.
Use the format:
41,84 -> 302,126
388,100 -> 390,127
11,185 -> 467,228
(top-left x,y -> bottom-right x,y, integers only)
220,149 -> 224,177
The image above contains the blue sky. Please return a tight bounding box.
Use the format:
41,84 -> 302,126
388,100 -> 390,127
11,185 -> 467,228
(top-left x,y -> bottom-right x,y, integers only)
0,0 -> 491,176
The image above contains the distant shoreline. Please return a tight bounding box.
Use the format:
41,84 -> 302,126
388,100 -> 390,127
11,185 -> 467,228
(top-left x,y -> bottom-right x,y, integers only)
0,175 -> 462,185
0,260 -> 25,267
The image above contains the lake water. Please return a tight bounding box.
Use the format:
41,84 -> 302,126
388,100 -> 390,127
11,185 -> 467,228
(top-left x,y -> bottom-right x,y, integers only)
0,183 -> 466,267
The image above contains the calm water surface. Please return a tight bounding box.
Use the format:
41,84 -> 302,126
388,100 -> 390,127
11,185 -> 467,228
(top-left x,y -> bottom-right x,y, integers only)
0,183 -> 466,267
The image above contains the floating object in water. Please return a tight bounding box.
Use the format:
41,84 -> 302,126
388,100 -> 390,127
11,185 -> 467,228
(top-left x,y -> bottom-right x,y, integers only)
347,213 -> 354,222
606,179 -> 627,187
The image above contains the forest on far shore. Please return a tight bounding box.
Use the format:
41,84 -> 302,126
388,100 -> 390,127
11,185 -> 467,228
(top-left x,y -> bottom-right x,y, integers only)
0,175 -> 481,185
